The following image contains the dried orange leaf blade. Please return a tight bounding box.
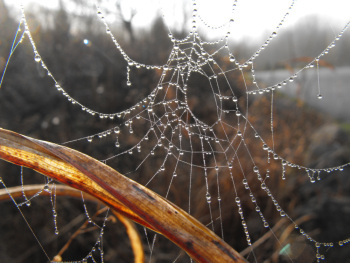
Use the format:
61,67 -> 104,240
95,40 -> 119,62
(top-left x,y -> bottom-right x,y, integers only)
0,127 -> 246,263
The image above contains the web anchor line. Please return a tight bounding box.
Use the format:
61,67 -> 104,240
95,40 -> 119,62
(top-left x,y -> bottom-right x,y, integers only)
246,20 -> 350,95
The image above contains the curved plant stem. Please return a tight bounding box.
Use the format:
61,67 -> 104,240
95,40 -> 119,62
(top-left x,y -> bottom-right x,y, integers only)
0,127 -> 247,263
113,211 -> 144,263
0,184 -> 145,263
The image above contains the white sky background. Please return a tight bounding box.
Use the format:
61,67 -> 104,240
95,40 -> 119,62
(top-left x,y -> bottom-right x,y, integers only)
138,0 -> 350,41
5,0 -> 350,41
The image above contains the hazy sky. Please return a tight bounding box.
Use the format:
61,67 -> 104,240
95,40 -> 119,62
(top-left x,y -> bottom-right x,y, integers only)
144,0 -> 350,40
6,0 -> 350,40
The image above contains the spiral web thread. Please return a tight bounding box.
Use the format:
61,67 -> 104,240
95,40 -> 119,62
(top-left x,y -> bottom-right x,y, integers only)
1,0 -> 350,262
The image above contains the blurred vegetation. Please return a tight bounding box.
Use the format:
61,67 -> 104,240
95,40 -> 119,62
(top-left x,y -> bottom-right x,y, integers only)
1,0 -> 350,262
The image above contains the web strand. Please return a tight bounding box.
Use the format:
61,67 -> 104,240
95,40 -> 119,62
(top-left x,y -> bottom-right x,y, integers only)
1,1 -> 350,262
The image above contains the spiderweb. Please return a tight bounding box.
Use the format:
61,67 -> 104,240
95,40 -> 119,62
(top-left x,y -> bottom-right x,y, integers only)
1,0 -> 350,262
